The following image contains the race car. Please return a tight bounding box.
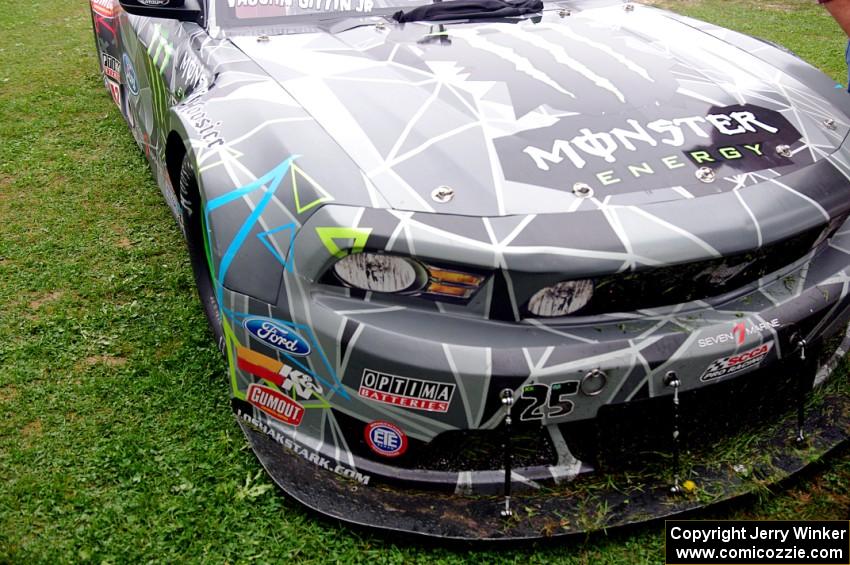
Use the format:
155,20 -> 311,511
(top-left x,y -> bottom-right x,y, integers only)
91,0 -> 850,539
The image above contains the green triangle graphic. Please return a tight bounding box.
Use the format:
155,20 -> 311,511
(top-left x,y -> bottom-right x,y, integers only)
316,227 -> 372,259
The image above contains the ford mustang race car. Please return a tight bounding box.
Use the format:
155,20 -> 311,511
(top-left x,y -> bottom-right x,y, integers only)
91,0 -> 850,539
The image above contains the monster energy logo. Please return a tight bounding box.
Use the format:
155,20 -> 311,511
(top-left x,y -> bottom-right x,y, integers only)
148,24 -> 174,74
523,110 -> 779,172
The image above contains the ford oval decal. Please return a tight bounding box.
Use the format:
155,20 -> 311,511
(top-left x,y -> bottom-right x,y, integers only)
122,53 -> 139,96
243,317 -> 311,356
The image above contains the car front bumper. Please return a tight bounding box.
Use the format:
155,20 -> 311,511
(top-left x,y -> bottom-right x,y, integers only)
220,208 -> 850,538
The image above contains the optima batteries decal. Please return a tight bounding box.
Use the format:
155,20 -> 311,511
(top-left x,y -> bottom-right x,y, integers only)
358,369 -> 456,413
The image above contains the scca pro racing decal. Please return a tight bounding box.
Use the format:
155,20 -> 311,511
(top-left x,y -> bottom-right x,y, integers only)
700,341 -> 774,382
358,369 -> 455,413
244,317 -> 311,356
247,383 -> 304,426
364,421 -> 407,457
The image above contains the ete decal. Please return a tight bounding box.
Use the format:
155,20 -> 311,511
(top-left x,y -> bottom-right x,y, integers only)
358,369 -> 455,413
236,346 -> 322,400
234,402 -> 370,484
101,53 -> 121,82
247,383 -> 304,426
498,104 -> 803,191
364,421 -> 407,458
698,318 -> 781,348
244,317 -> 311,356
700,341 -> 774,382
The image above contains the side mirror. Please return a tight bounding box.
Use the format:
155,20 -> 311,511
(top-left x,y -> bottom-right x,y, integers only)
118,0 -> 202,22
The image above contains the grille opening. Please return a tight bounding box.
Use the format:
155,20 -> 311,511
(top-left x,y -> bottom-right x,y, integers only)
558,339 -> 845,471
410,423 -> 557,472
524,224 -> 824,319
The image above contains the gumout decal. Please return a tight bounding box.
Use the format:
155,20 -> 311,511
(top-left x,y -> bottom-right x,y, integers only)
247,383 -> 305,425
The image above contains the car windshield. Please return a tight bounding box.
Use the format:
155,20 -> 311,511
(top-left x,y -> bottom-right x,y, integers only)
215,0 -> 429,25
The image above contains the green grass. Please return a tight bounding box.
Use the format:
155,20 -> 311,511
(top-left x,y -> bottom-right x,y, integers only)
0,0 -> 848,562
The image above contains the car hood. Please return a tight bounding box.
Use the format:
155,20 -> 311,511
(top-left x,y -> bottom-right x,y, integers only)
230,2 -> 849,217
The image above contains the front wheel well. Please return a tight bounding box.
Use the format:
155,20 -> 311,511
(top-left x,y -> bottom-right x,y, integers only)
165,131 -> 188,207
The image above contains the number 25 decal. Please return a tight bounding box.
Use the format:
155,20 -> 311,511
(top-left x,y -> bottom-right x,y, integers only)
516,380 -> 579,421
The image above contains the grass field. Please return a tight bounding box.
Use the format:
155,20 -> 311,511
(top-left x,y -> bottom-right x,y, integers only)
0,0 -> 848,562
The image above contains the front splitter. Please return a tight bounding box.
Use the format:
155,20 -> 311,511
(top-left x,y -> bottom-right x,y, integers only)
238,374 -> 850,541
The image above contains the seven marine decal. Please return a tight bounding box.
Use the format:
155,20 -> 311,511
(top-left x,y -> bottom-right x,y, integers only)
698,319 -> 781,348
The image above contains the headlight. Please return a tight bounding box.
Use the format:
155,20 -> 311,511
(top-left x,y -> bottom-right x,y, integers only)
330,253 -> 487,299
528,279 -> 594,317
333,253 -> 424,293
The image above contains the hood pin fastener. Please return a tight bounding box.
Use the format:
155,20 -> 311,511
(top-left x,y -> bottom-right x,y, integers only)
558,8 -> 571,17
375,21 -> 387,31
257,35 -> 270,43
431,185 -> 455,203
499,389 -> 514,518
824,118 -> 837,130
664,371 -> 682,494
794,338 -> 808,444
624,2 -> 635,11
695,167 -> 715,183
776,144 -> 792,158
572,182 -> 594,198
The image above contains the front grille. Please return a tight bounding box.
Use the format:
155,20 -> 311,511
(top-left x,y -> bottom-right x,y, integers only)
409,424 -> 556,471
521,224 -> 824,318
559,332 -> 845,470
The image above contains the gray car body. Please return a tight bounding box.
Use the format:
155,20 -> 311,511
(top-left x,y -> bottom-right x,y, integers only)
92,0 -> 850,495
